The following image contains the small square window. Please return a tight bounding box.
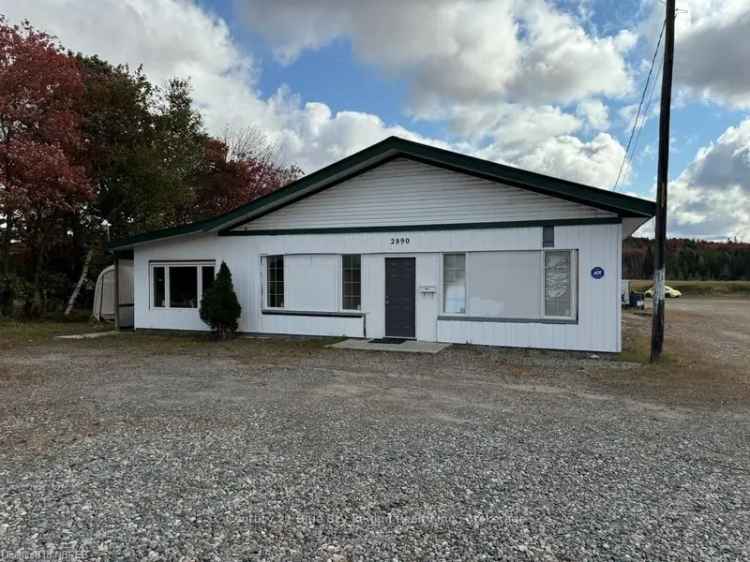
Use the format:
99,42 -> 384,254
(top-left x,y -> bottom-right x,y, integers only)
543,225 -> 555,248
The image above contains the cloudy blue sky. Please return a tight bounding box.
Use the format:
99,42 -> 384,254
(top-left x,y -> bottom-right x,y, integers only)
2,0 -> 749,239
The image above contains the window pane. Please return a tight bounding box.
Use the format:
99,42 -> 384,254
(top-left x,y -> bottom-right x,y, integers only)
443,254 -> 466,313
169,266 -> 198,308
543,225 -> 555,248
153,266 -> 165,308
202,265 -> 215,295
545,251 -> 572,317
468,251 -> 541,318
267,255 -> 284,308
342,254 -> 361,310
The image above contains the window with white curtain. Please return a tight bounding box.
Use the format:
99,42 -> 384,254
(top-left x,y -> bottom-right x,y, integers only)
443,254 -> 466,313
468,251 -> 541,318
265,255 -> 340,311
544,250 -> 576,318
440,250 -> 577,321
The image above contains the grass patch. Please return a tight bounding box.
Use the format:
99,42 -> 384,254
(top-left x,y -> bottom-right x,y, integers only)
628,279 -> 750,296
0,320 -> 343,356
70,329 -> 340,358
0,318 -> 111,351
619,313 -> 651,364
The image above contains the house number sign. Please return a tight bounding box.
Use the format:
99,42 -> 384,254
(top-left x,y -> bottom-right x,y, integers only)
390,237 -> 410,245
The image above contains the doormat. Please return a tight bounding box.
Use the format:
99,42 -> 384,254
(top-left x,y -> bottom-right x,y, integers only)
368,337 -> 408,344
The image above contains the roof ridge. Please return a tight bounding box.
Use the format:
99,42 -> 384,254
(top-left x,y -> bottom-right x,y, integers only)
110,136 -> 655,250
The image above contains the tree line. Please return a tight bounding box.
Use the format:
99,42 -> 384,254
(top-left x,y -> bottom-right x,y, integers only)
0,18 -> 301,317
623,237 -> 750,280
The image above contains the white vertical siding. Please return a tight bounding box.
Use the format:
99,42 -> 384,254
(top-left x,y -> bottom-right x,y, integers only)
235,158 -> 615,232
362,255 -> 384,338
435,224 -> 621,351
133,223 -> 621,351
416,255 -> 439,341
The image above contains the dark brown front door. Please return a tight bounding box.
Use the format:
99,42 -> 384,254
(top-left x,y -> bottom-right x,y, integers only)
385,257 -> 416,338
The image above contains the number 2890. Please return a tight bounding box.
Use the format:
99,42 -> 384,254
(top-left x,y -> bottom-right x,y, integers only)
390,237 -> 410,245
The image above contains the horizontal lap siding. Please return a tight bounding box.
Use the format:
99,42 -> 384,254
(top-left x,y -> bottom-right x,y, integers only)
237,158 -> 614,231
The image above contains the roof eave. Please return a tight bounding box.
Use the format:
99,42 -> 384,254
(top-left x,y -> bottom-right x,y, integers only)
108,135 -> 656,251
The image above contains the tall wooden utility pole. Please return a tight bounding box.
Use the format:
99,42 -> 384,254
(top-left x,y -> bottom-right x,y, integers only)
651,0 -> 676,361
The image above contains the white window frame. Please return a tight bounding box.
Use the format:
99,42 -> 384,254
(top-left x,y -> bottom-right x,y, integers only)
263,255 -> 286,310
441,252 -> 468,315
150,261 -> 215,310
541,249 -> 578,320
340,254 -> 362,312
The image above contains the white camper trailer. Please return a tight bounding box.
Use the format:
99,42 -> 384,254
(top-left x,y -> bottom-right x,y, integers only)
93,261 -> 134,327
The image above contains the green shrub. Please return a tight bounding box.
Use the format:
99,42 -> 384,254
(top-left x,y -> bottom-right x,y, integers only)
199,261 -> 242,339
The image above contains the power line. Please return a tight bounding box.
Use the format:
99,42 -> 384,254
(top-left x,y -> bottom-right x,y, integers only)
630,50 -> 664,171
613,20 -> 666,192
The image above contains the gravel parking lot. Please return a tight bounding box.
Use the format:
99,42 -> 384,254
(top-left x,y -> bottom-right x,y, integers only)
1,299 -> 749,561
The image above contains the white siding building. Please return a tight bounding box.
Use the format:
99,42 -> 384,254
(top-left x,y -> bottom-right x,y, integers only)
110,137 -> 655,352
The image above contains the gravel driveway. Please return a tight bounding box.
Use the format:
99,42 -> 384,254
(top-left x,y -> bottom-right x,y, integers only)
1,307 -> 749,561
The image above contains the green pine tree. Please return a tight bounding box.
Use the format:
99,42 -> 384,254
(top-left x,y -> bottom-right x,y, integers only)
200,261 -> 242,339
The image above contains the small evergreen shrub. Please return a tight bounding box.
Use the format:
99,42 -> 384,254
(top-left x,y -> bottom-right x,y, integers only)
200,261 -> 241,339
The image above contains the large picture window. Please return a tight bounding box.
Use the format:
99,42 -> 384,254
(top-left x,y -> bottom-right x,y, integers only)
443,254 -> 466,314
267,255 -> 284,308
151,262 -> 215,309
468,251 -> 541,318
342,254 -> 361,310
169,266 -> 198,308
544,250 -> 575,318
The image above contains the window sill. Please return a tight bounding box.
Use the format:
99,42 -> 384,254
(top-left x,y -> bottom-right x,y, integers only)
437,315 -> 577,325
262,309 -> 364,318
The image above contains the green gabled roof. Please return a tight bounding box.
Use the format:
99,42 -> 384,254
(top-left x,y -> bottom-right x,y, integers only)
109,136 -> 656,250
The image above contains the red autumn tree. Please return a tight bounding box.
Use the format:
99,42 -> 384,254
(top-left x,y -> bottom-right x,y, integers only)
0,18 -> 91,315
187,130 -> 302,222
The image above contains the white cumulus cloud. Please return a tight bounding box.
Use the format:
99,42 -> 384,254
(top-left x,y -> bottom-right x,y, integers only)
641,0 -> 750,108
234,0 -> 635,109
668,118 -> 750,240
577,99 -> 610,130
2,0 -> 631,189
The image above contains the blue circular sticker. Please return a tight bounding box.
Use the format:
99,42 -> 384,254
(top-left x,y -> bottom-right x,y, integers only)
591,267 -> 605,279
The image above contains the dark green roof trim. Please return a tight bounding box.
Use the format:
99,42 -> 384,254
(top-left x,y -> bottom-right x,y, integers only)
109,136 -> 655,250
221,217 -> 622,237
108,217 -> 218,251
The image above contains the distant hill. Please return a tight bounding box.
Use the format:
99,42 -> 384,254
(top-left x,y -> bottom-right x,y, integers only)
623,237 -> 750,280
